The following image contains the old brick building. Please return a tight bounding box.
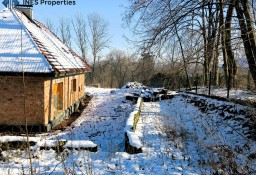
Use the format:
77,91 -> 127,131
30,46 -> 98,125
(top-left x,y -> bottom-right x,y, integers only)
0,7 -> 91,131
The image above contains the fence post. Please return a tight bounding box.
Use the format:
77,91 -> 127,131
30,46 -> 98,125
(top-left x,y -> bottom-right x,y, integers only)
178,77 -> 180,91
208,71 -> 211,96
227,70 -> 230,98
227,77 -> 230,98
196,80 -> 198,94
195,74 -> 199,94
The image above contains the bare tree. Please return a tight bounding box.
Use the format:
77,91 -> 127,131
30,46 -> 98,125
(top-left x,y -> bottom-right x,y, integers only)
45,18 -> 57,34
59,17 -> 72,48
173,21 -> 191,89
201,0 -> 221,86
93,49 -> 138,88
72,14 -> 87,61
124,0 -> 211,88
110,50 -> 131,87
87,13 -> 110,83
224,0 -> 237,89
133,51 -> 155,85
124,0 -> 256,90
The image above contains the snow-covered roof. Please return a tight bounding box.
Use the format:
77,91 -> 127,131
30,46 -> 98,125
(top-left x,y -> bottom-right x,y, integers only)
0,8 -> 91,75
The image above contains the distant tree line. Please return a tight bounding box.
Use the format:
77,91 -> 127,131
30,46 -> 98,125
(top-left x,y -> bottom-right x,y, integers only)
123,0 -> 256,90
93,49 -> 156,88
47,0 -> 256,90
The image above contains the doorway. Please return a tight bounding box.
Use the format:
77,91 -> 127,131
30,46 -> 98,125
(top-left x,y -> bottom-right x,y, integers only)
53,82 -> 63,112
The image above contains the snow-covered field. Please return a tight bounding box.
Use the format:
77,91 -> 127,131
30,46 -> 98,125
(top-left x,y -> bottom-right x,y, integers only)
0,87 -> 255,174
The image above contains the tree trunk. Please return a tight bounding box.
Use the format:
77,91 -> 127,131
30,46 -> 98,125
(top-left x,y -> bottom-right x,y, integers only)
212,29 -> 220,86
202,0 -> 209,86
211,2 -> 221,87
202,1 -> 217,87
225,0 -> 237,88
219,0 -> 229,88
235,0 -> 256,88
247,70 -> 252,90
174,24 -> 191,89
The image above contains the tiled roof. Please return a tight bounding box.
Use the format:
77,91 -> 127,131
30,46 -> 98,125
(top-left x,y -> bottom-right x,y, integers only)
0,8 -> 91,75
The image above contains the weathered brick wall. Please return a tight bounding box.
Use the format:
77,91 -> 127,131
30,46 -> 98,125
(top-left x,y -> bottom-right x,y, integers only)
0,74 -> 85,127
0,76 -> 45,125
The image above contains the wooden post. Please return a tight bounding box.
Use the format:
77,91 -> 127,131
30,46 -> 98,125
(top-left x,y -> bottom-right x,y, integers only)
208,71 -> 211,96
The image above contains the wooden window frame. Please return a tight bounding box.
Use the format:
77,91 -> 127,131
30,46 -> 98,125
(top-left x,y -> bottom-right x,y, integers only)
72,79 -> 77,92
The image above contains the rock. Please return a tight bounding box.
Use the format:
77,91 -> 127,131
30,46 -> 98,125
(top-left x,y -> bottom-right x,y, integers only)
248,153 -> 256,160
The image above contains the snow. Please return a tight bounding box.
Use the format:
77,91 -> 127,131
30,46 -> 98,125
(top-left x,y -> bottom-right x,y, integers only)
125,111 -> 137,131
126,130 -> 143,148
192,87 -> 256,102
0,8 -> 88,74
125,97 -> 142,131
168,90 -> 179,95
0,87 -> 255,174
0,136 -> 40,143
165,95 -> 255,173
14,9 -> 87,72
124,97 -> 143,149
36,139 -> 60,148
121,82 -> 145,89
85,87 -> 117,95
64,140 -> 97,148
0,8 -> 52,73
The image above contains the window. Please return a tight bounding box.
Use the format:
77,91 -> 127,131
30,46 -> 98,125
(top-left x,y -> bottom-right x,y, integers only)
72,79 -> 77,92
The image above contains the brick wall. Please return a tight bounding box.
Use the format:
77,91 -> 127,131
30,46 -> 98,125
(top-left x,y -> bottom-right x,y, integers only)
0,76 -> 45,125
0,73 -> 85,127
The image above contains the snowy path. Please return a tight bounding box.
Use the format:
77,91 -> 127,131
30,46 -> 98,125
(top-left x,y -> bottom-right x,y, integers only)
135,102 -> 202,174
52,88 -> 134,153
109,97 -> 255,175
105,101 -> 204,175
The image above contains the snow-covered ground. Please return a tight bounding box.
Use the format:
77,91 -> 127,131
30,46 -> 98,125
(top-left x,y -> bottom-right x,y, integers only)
51,87 -> 133,152
0,87 -> 255,174
110,102 -> 205,174
192,87 -> 256,102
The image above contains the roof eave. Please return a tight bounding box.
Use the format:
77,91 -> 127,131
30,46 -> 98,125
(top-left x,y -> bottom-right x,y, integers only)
54,71 -> 89,78
0,71 -> 55,77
